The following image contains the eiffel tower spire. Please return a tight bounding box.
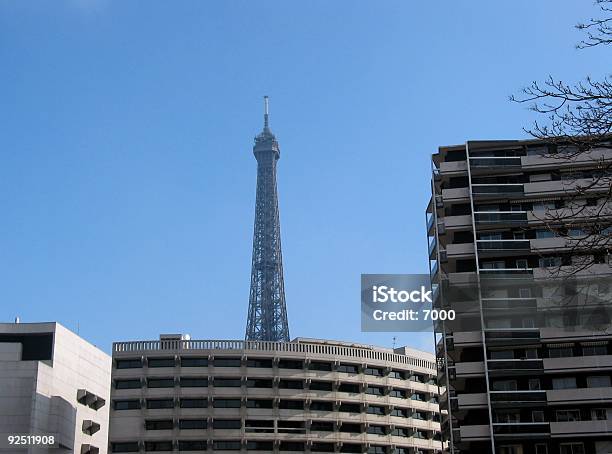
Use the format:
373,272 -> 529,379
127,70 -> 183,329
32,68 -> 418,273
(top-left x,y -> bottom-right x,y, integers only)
245,96 -> 290,342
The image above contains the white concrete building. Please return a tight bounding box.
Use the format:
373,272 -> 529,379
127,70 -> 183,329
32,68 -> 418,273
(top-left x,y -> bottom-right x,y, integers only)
0,322 -> 112,454
109,335 -> 443,453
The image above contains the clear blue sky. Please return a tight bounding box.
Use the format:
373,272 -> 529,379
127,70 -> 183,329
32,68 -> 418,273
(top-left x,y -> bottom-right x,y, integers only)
1,1 -> 608,354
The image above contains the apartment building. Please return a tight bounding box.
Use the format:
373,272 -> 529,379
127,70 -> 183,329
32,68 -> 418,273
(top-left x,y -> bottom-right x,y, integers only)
108,335 -> 443,453
426,139 -> 612,454
0,321 -> 111,454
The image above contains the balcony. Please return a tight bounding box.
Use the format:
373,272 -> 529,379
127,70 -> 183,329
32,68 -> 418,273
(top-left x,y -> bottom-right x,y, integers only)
543,354 -> 612,373
492,422 -> 550,437
446,242 -> 475,258
459,424 -> 490,441
457,392 -> 488,409
487,358 -> 544,376
474,211 -> 528,226
547,386 -> 612,404
442,187 -> 470,202
550,419 -> 612,436
471,183 -> 524,199
470,157 -> 522,169
477,239 -> 531,256
489,390 -> 547,407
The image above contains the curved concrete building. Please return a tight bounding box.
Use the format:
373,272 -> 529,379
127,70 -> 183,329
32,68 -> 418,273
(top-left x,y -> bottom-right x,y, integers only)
109,335 -> 443,453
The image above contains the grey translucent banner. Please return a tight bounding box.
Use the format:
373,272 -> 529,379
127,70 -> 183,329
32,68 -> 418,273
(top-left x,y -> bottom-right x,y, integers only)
362,272 -> 612,334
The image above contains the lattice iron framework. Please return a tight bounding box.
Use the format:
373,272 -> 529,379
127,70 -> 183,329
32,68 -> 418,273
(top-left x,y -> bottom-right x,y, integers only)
245,97 -> 290,342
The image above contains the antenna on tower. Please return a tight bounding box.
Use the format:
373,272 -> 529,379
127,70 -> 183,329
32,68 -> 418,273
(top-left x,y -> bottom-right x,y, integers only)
263,95 -> 270,130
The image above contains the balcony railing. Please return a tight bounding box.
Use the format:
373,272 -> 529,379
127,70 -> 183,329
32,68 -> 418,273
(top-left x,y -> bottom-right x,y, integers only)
489,390 -> 546,403
474,211 -> 528,225
470,157 -> 522,168
471,184 -> 524,197
477,239 -> 531,251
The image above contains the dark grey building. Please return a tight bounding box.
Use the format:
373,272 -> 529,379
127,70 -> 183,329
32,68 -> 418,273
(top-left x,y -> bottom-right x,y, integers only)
427,139 -> 612,454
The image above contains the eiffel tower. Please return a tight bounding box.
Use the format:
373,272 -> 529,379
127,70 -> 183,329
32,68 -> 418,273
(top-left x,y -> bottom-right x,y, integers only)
245,97 -> 290,342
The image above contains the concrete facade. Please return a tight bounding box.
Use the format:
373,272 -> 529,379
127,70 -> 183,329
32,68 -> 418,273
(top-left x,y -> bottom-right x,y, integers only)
427,139 -> 612,454
109,335 -> 443,453
0,322 -> 111,454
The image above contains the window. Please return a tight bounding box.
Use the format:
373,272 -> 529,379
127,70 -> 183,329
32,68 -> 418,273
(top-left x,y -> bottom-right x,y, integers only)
366,405 -> 385,415
279,379 -> 303,389
528,379 -> 541,390
549,347 -> 573,358
339,444 -> 362,453
246,441 -> 274,450
556,410 -> 581,422
525,349 -> 539,359
309,361 -> 332,371
279,442 -> 305,452
338,383 -> 359,394
214,357 -> 241,367
179,419 -> 207,430
180,357 -> 208,367
582,345 -> 608,356
279,400 -> 304,410
180,377 -> 208,387
111,442 -> 139,452
515,259 -> 529,269
115,379 -> 141,389
147,378 -> 174,388
178,441 -> 207,451
560,443 -> 585,454
533,202 -> 556,211
339,423 -> 361,433
499,447 -> 523,454
389,370 -> 405,379
480,232 -> 502,240
144,441 -> 172,452
213,419 -> 241,429
214,378 -> 241,387
213,441 -> 241,451
180,398 -> 207,408
114,400 -> 140,410
310,381 -> 332,391
495,411 -> 520,423
553,377 -> 577,389
338,402 -> 361,413
278,359 -> 302,369
310,401 -> 333,411
366,425 -> 386,435
535,444 -> 548,454
337,363 -> 359,374
245,358 -> 272,368
145,420 -> 173,430
513,231 -> 526,239
146,399 -> 174,409
532,410 -> 545,422
310,421 -> 334,432
390,408 -> 408,417
366,386 -> 384,396
410,393 -> 425,401
310,443 -> 334,452
490,350 -> 514,359
587,375 -> 611,388
389,389 -> 406,398
245,399 -> 273,409
539,257 -> 562,268
482,260 -> 505,269
392,427 -> 410,437
213,399 -> 241,408
368,446 -> 386,454
115,359 -> 142,369
592,408 -> 608,420
147,357 -> 174,368
246,378 -> 272,388
491,380 -> 517,391
536,229 -> 556,239
364,367 -> 384,376
245,419 -> 274,433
